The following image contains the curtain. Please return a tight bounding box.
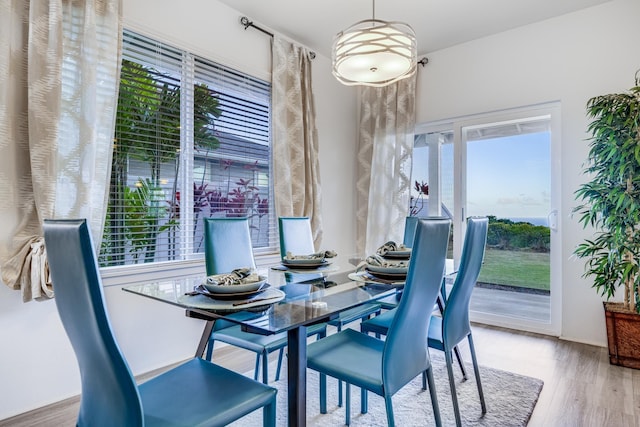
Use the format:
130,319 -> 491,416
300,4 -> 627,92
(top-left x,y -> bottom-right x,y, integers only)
356,75 -> 417,256
0,0 -> 122,302
271,35 -> 324,249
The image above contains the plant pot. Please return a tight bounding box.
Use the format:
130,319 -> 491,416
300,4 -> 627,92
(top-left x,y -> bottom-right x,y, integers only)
604,302 -> 640,369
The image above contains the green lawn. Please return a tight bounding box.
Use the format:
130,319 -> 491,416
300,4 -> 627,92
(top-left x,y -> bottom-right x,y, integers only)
477,248 -> 550,291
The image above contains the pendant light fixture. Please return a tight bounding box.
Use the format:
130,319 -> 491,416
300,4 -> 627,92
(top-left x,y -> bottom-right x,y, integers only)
332,0 -> 417,87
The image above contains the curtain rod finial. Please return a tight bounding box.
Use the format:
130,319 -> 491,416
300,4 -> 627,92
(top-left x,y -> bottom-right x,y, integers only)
240,16 -> 252,30
418,57 -> 429,67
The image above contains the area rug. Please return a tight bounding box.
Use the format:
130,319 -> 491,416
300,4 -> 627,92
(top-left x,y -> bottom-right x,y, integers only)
229,352 -> 543,426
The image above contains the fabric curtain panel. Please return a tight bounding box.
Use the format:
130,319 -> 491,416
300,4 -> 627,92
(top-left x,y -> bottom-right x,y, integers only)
0,0 -> 122,302
271,35 -> 324,249
356,75 -> 417,256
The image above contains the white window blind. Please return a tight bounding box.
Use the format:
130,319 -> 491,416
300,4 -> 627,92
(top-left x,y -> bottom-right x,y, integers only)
99,30 -> 275,267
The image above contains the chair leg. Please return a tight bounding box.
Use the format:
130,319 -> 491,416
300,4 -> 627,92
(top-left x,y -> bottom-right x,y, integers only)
425,366 -> 442,427
337,324 -> 343,407
445,350 -> 463,427
205,339 -> 214,361
345,382 -> 351,426
275,348 -> 284,381
253,354 -> 261,381
361,387 -> 368,414
319,373 -> 327,414
468,333 -> 487,414
453,344 -> 467,380
384,394 -> 395,427
263,397 -> 276,427
261,351 -> 269,384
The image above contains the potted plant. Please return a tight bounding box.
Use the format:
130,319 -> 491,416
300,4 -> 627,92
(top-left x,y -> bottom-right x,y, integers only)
574,71 -> 640,368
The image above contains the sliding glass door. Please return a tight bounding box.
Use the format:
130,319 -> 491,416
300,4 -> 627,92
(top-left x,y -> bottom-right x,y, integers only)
414,104 -> 560,335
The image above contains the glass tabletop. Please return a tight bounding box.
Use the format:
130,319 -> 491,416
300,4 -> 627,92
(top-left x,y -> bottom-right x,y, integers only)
122,269 -> 397,335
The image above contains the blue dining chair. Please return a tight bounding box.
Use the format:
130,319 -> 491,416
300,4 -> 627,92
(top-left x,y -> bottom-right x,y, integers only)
368,215 -> 427,316
361,217 -> 473,379
307,218 -> 451,426
428,216 -> 488,427
279,216 -> 382,406
278,217 -> 382,331
376,216 -> 420,311
43,219 -> 277,427
203,217 -> 326,384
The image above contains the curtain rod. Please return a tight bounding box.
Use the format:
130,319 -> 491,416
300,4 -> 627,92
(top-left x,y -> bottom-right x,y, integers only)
240,16 -> 316,59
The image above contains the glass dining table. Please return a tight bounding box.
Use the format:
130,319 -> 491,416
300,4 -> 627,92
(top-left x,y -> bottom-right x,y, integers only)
122,267 -> 399,427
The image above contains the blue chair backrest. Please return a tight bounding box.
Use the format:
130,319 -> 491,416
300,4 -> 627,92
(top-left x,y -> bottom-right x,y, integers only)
382,218 -> 451,395
278,217 -> 315,257
203,217 -> 257,330
203,217 -> 256,275
403,216 -> 420,247
442,217 -> 488,346
278,217 -> 321,294
43,219 -> 144,426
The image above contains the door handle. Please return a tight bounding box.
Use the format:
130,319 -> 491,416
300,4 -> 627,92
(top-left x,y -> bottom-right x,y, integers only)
547,210 -> 558,232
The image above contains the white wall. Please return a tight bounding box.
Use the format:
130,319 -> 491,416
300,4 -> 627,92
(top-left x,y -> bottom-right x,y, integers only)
0,0 -> 357,420
415,0 -> 640,346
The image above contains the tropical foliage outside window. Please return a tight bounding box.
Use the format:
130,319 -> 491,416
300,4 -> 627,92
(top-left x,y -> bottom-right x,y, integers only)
99,30 -> 275,267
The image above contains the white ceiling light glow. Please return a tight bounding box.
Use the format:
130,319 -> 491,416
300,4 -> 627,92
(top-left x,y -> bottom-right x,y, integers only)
332,1 -> 417,87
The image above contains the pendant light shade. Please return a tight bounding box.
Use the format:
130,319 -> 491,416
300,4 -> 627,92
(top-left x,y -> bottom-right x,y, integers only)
332,17 -> 417,87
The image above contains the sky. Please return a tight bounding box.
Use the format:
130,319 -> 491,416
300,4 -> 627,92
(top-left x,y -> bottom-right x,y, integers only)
468,132 -> 550,219
412,131 -> 551,222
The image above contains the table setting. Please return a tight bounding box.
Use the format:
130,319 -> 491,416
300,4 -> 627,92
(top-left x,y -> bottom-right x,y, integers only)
179,267 -> 286,312
348,241 -> 411,286
271,249 -> 340,273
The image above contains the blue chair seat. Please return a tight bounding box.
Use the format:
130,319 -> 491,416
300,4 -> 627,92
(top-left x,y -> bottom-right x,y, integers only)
307,329 -> 385,395
212,322 -> 326,354
328,303 -> 381,329
376,292 -> 402,310
359,308 -> 395,337
139,358 -> 276,426
208,321 -> 326,383
427,316 -> 445,350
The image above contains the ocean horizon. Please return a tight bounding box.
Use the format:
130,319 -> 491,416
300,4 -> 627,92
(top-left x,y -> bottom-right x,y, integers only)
506,217 -> 548,226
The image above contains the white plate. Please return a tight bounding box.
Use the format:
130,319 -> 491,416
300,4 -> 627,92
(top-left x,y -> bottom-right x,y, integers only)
203,275 -> 267,294
384,249 -> 412,259
196,283 -> 270,299
179,287 -> 286,312
348,271 -> 406,285
281,259 -> 329,269
282,258 -> 327,265
366,264 -> 408,275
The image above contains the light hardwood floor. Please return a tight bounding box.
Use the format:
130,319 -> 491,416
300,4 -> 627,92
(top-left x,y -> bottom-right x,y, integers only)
1,323 -> 638,426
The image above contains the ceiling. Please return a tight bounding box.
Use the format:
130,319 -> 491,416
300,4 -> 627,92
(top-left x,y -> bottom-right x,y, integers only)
218,0 -> 611,58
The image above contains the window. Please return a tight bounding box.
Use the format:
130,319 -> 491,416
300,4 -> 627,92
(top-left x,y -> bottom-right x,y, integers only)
99,30 -> 275,267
